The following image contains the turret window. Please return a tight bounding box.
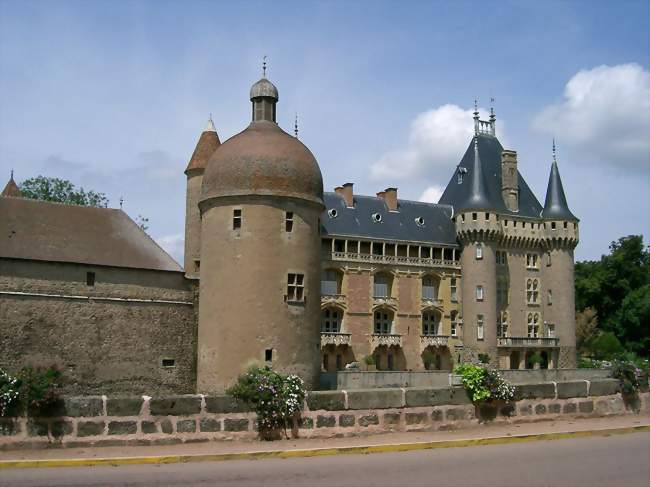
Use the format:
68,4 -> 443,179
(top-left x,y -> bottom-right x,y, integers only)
547,289 -> 553,305
233,209 -> 242,230
477,314 -> 484,340
526,253 -> 539,269
546,251 -> 552,266
287,273 -> 305,302
476,285 -> 484,301
475,244 -> 483,260
285,212 -> 294,232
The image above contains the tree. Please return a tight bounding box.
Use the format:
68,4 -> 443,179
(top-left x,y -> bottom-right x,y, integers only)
614,284 -> 650,357
576,308 -> 599,356
19,176 -> 108,207
588,332 -> 624,361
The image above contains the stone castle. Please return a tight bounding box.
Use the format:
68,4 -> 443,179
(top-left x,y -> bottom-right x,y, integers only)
0,72 -> 579,394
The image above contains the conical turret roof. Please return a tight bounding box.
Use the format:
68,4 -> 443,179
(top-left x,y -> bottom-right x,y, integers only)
184,118 -> 221,174
1,172 -> 22,198
541,158 -> 577,221
454,136 -> 494,211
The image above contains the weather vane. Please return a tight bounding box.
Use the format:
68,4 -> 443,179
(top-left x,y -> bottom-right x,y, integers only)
263,56 -> 267,77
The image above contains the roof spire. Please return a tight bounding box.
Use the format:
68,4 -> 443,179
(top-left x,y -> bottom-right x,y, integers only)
119,196 -> 124,209
204,113 -> 216,132
541,140 -> 577,220
489,97 -> 496,136
294,113 -> 299,138
473,98 -> 480,135
262,55 -> 267,77
10,169 -> 14,181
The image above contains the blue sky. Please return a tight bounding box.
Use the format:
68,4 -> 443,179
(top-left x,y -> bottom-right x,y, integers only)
1,0 -> 648,262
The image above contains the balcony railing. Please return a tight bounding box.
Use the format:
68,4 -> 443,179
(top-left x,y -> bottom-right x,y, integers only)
325,251 -> 459,269
497,337 -> 559,347
420,335 -> 450,348
320,332 -> 352,347
321,294 -> 347,306
372,296 -> 398,308
371,333 -> 403,348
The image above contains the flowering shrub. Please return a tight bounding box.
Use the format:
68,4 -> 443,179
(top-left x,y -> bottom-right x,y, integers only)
16,366 -> 62,416
227,366 -> 306,439
0,369 -> 20,417
612,360 -> 645,396
454,363 -> 515,403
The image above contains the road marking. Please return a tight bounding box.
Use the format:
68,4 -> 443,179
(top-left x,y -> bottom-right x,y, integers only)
1,424 -> 648,469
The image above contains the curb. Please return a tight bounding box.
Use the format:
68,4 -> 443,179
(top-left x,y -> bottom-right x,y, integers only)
1,424 -> 649,469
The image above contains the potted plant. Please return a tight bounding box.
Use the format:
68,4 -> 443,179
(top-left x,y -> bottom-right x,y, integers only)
363,355 -> 376,371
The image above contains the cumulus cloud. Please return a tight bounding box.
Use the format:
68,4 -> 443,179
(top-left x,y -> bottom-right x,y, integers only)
532,63 -> 650,171
156,233 -> 184,265
418,185 -> 445,204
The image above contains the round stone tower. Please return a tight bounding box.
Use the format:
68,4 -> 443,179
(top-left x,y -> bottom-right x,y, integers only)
540,150 -> 579,368
196,74 -> 325,392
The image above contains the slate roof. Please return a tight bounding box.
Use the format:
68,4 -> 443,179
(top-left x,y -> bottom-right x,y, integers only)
541,160 -> 578,221
0,197 -> 182,272
321,192 -> 457,246
438,134 -> 543,218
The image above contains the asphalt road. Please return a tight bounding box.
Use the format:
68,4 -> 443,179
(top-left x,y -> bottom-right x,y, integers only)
2,432 -> 649,487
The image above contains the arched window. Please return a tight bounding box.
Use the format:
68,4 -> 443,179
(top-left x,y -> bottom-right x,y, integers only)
374,310 -> 393,334
527,313 -> 540,338
321,269 -> 342,296
373,273 -> 393,298
422,311 -> 440,336
422,276 -> 438,300
526,278 -> 540,304
321,308 -> 342,333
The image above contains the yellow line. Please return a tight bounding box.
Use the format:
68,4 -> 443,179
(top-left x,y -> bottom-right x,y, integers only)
1,425 -> 648,470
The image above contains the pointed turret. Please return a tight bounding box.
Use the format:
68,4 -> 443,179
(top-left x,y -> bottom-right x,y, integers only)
541,143 -> 577,221
1,171 -> 23,198
184,117 -> 221,278
457,137 -> 492,211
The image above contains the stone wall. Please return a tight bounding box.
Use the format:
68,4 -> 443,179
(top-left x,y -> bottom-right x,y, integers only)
1,379 -> 647,450
0,259 -> 197,395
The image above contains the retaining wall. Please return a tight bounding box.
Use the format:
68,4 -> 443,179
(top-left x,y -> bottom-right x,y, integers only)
320,369 -> 612,390
1,379 -> 648,450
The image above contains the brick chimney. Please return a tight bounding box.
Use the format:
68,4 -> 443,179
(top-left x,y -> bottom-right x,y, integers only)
501,150 -> 519,212
335,182 -> 354,207
378,187 -> 398,211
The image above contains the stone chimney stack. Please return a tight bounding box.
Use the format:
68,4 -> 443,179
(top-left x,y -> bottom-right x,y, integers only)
501,150 -> 519,212
382,187 -> 398,211
335,182 -> 355,207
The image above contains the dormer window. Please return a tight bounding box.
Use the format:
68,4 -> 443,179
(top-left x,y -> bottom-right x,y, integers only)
415,216 -> 425,227
457,167 -> 467,184
372,213 -> 382,223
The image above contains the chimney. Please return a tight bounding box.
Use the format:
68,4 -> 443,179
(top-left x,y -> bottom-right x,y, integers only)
335,182 -> 354,207
501,150 -> 519,212
382,187 -> 398,211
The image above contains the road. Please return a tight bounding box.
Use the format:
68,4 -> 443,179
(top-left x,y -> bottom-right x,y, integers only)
1,432 -> 648,487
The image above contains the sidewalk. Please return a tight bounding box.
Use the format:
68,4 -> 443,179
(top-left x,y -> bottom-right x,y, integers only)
1,415 -> 649,468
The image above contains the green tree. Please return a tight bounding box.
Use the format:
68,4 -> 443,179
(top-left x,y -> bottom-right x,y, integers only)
614,284 -> 650,357
576,308 -> 599,356
589,332 -> 625,360
19,176 -> 108,207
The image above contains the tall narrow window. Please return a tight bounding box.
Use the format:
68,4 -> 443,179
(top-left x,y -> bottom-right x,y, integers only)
321,269 -> 341,296
476,285 -> 484,301
498,312 -> 508,338
477,314 -> 484,340
373,273 -> 391,298
547,289 -> 553,305
86,272 -> 96,287
374,310 -> 393,334
285,211 -> 294,232
287,273 -> 305,302
450,311 -> 458,337
545,323 -> 555,338
546,251 -> 552,266
527,313 -> 540,338
422,311 -> 440,336
475,244 -> 483,260
233,209 -> 242,230
526,279 -> 540,304
450,278 -> 458,302
321,308 -> 341,333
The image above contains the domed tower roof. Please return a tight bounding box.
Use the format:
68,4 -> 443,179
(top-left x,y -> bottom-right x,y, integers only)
200,75 -> 323,207
185,117 -> 221,174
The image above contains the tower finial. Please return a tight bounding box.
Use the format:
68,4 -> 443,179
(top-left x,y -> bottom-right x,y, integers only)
489,97 -> 496,135
294,112 -> 299,138
473,98 -> 480,135
552,138 -> 557,164
262,55 -> 267,77
119,196 -> 124,209
10,169 -> 14,181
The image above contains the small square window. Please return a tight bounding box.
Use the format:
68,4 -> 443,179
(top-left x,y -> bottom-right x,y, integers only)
161,358 -> 175,367
472,212 -> 477,221
563,221 -> 568,229
86,272 -> 96,286
265,349 -> 273,362
287,273 -> 305,302
551,222 -> 556,230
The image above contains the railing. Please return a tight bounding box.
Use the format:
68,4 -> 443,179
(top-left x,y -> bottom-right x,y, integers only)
325,251 -> 459,269
321,294 -> 347,306
373,296 -> 398,308
420,335 -> 450,348
497,337 -> 559,347
371,334 -> 403,348
320,332 -> 352,347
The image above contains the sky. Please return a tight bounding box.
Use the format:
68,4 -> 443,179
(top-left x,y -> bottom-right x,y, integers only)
0,0 -> 648,263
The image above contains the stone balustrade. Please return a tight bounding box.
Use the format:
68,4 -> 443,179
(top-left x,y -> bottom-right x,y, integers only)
497,337 -> 560,347
371,334 -> 403,348
327,251 -> 459,269
420,335 -> 450,348
320,332 -> 352,347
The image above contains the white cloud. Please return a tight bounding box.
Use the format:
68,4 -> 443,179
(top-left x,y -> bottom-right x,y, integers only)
156,233 -> 184,265
418,185 -> 444,204
371,104 -> 499,186
532,63 -> 650,171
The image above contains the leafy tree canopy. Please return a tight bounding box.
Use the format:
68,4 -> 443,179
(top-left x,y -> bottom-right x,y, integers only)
19,176 -> 109,208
